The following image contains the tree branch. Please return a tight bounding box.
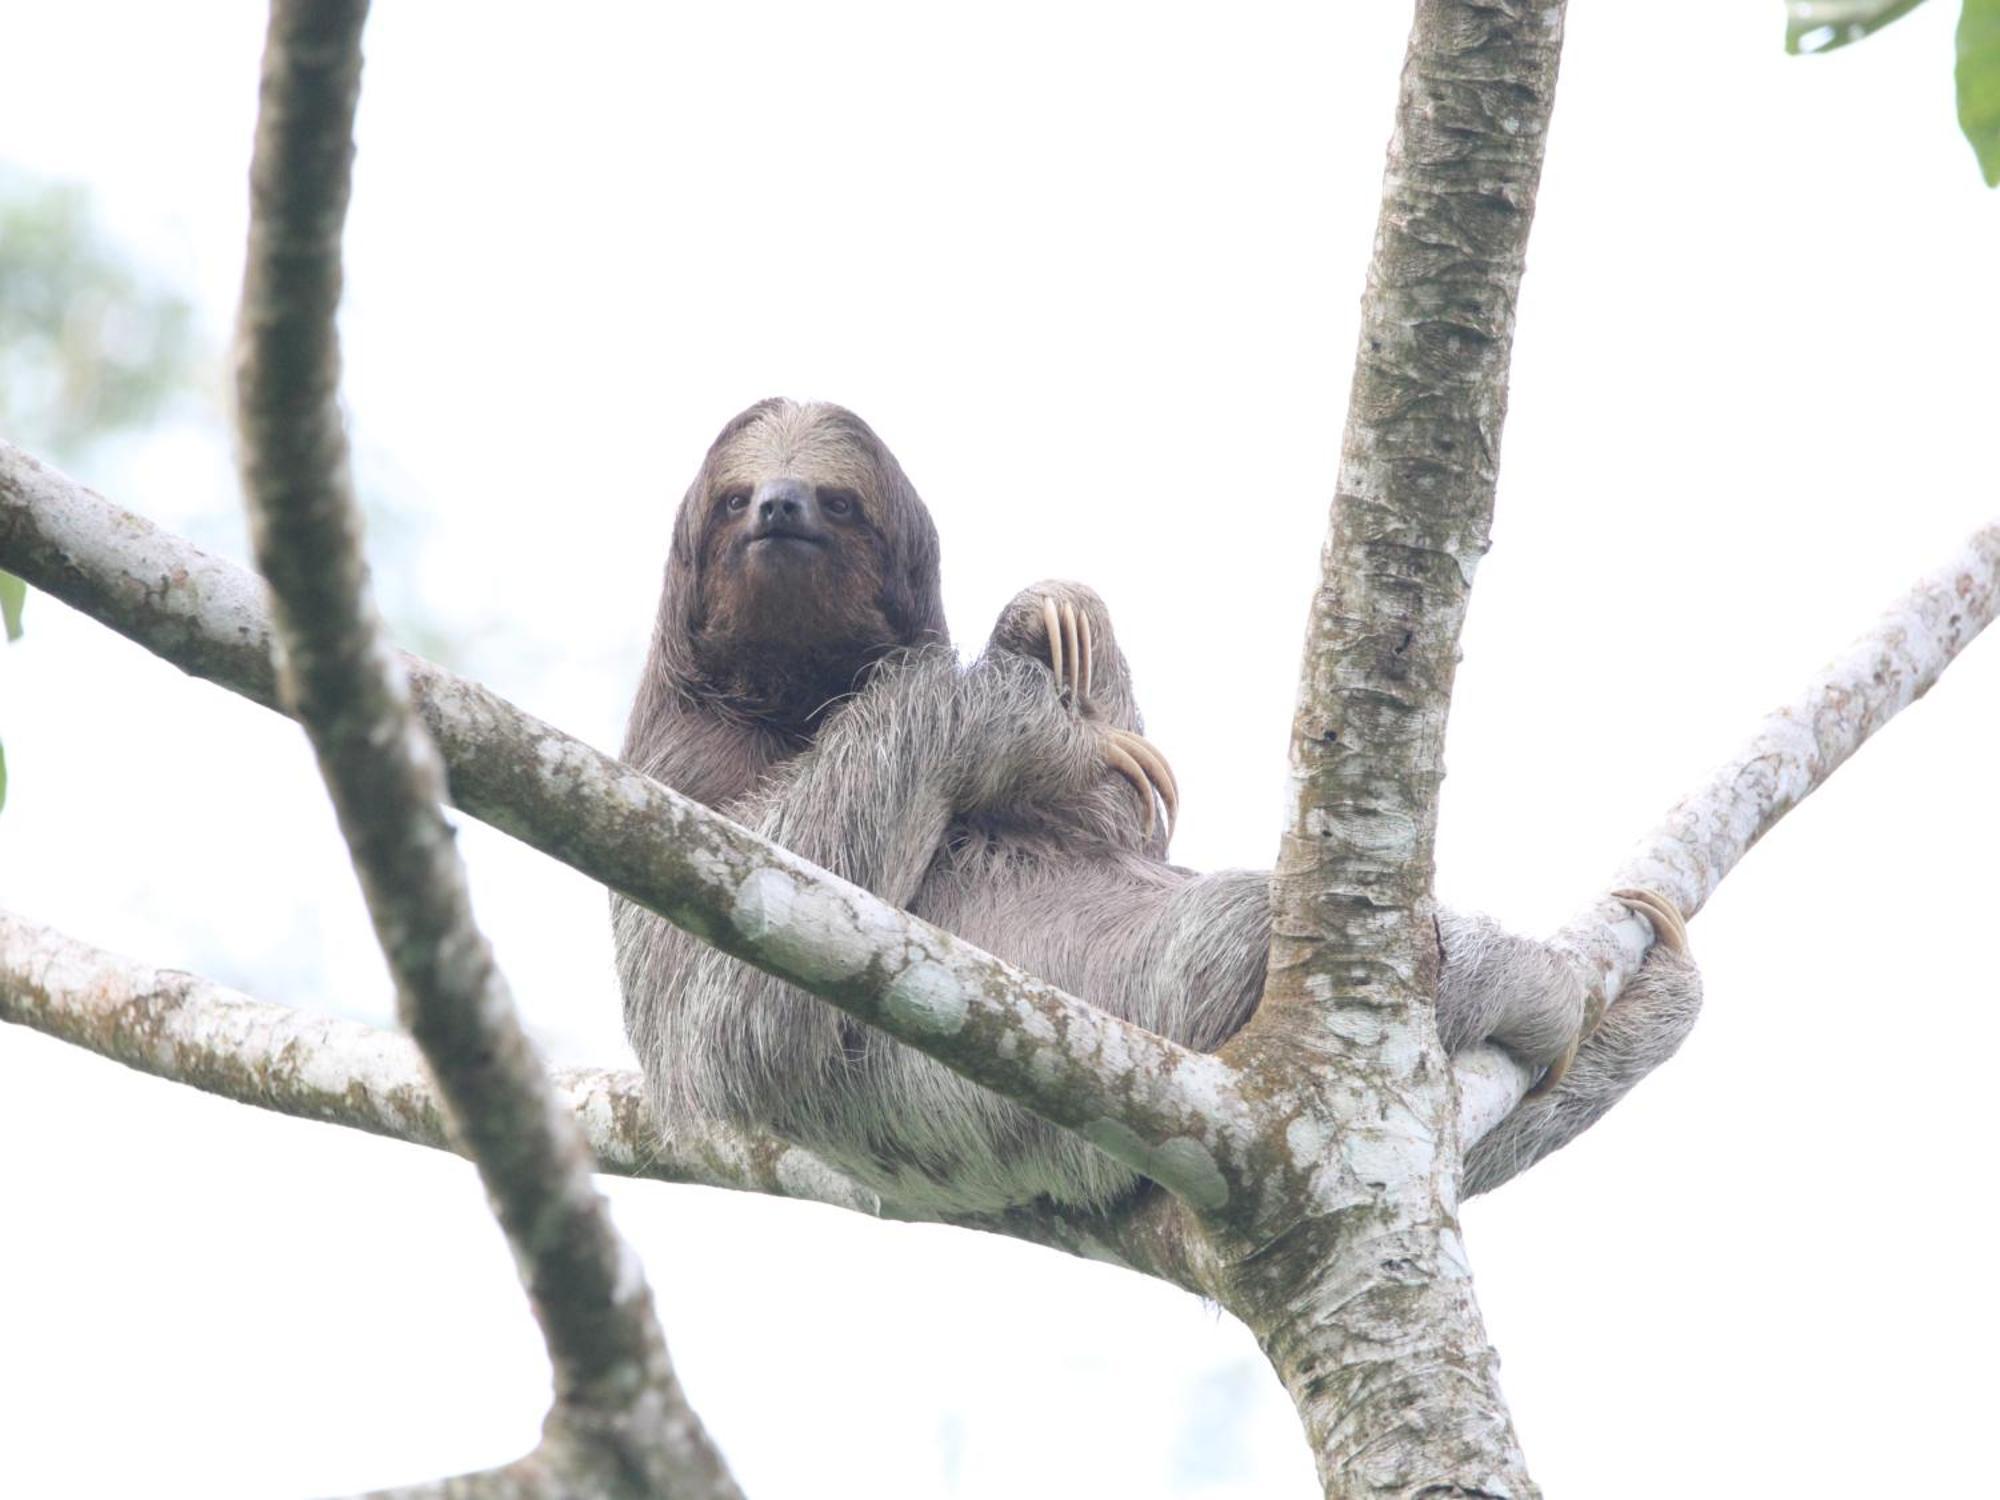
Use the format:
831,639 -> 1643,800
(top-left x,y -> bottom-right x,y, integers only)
1577,523 -> 2000,970
1464,519 -> 2000,1193
0,907 -> 1213,1289
232,6 -> 738,1496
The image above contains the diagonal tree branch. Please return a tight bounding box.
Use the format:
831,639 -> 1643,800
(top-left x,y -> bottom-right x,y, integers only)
1569,524 -> 2000,977
0,908 -> 1212,1289
0,907 -> 845,1202
1464,519 -> 2000,1193
232,6 -> 737,1496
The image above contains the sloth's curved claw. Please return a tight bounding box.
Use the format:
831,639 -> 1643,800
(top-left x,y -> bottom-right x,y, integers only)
1078,605 -> 1093,703
1613,886 -> 1691,956
1529,888 -> 1691,1097
1134,734 -> 1178,834
1034,591 -> 1175,837
1106,728 -> 1178,838
1061,600 -> 1082,702
1102,736 -> 1157,839
1040,595 -> 1092,703
1528,1038 -> 1581,1099
1042,595 -> 1066,694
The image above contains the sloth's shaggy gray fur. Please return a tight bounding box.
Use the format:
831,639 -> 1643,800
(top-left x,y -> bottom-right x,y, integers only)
615,400 -> 1701,1212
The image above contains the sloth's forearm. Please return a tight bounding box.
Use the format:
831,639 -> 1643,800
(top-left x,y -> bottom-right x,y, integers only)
750,650 -> 1115,904
741,652 -> 963,907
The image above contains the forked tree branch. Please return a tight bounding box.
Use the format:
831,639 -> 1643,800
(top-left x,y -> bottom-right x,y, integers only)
233,5 -> 738,1496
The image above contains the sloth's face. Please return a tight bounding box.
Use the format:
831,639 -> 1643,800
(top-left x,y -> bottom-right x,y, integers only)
692,408 -> 902,676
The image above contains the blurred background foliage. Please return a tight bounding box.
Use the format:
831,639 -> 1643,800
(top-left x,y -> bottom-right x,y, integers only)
0,171 -> 199,463
1,170 -> 200,811
0,169 -> 494,814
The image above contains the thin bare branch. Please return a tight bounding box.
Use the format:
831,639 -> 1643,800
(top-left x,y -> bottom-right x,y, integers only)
1575,522 -> 2000,978
1465,520 -> 2000,1192
232,6 -> 738,1495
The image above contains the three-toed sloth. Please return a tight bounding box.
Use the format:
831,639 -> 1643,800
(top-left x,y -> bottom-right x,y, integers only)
613,399 -> 1700,1213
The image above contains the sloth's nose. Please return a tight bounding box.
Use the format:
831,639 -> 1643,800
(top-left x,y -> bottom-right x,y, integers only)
755,478 -> 811,524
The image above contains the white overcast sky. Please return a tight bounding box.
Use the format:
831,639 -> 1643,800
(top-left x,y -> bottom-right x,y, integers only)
2,4 -> 1997,1497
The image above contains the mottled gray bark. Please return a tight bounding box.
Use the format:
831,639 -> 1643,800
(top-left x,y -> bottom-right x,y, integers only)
231,6 -> 739,1497
1215,4 -> 1571,1492
0,907 -> 1213,1287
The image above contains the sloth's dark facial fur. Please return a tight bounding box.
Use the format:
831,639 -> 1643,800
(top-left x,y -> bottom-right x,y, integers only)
692,421 -> 897,701
634,398 -> 946,736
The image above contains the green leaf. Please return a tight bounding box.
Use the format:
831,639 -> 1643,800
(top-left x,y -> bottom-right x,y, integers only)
0,736 -> 8,815
0,570 -> 23,642
1961,0 -> 2000,184
1786,0 -> 1932,54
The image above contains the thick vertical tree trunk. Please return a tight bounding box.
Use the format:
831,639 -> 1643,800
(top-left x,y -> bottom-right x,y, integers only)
1232,3 -> 1569,1492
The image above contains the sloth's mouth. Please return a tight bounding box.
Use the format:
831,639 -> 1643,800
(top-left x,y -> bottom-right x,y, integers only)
747,530 -> 826,552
